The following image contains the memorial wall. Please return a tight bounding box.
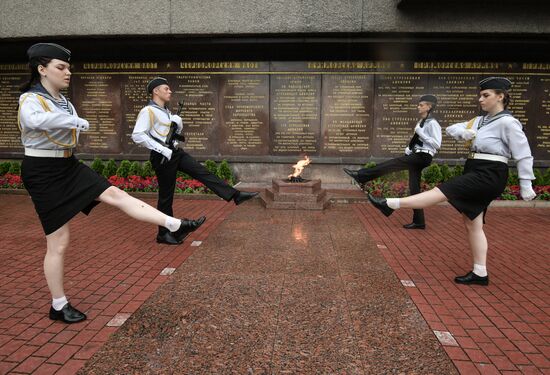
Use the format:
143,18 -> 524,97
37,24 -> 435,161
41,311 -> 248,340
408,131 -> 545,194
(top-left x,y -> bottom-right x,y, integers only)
1,61 -> 549,165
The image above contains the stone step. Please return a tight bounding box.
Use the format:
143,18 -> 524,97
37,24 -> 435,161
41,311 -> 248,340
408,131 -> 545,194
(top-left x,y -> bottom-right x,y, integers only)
260,198 -> 330,210
265,188 -> 327,203
272,179 -> 322,194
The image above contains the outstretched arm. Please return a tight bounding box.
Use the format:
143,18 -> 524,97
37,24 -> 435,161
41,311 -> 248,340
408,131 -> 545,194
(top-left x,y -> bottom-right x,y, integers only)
19,95 -> 88,132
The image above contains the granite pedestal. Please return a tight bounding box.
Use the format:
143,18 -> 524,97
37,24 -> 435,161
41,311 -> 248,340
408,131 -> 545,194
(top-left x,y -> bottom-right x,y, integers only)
260,179 -> 330,210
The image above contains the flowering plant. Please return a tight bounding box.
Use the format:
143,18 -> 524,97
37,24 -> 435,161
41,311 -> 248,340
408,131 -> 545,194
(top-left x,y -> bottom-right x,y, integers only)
0,173 -> 24,189
363,179 -> 549,200
107,175 -> 211,194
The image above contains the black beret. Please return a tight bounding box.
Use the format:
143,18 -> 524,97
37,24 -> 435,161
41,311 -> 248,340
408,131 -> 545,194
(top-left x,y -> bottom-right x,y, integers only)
147,77 -> 169,94
479,77 -> 512,91
419,94 -> 437,104
27,43 -> 71,63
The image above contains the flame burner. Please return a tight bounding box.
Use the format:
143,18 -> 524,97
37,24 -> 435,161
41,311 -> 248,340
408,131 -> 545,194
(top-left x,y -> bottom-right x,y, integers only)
288,176 -> 309,183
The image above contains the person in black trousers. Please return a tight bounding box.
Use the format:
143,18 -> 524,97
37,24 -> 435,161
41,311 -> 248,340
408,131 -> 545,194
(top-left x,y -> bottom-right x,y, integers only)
344,94 -> 442,229
132,77 -> 258,245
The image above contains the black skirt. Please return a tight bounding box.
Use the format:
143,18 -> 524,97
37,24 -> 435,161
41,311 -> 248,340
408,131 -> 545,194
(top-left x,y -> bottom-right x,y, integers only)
21,155 -> 111,235
438,159 -> 508,221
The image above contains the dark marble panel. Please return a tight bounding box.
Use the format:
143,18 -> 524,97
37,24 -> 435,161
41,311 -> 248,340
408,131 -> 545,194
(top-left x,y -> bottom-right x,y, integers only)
70,72 -> 122,154
1,60 -> 548,165
270,74 -> 322,156
170,74 -> 220,156
218,74 -> 269,156
321,74 -> 374,157
427,73 -> 481,158
524,76 -> 550,160
371,73 -> 430,157
0,65 -> 27,153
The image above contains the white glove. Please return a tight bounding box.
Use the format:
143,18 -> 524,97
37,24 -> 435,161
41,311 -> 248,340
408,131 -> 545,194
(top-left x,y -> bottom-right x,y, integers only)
405,147 -> 412,155
462,129 -> 476,141
520,179 -> 536,201
76,118 -> 89,131
170,114 -> 183,131
161,147 -> 172,161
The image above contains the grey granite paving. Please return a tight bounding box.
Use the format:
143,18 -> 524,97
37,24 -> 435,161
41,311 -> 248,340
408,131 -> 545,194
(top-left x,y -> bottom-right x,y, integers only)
80,202 -> 457,374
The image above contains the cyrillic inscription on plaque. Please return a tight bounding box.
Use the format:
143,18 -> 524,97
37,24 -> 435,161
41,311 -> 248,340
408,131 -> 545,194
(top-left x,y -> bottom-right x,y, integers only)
508,75 -> 532,131
173,74 -> 219,155
372,74 -> 429,157
270,75 -> 321,155
71,74 -> 122,153
533,77 -> 550,159
219,75 -> 269,155
428,74 -> 480,158
321,75 -> 373,157
0,60 -> 549,165
0,65 -> 27,152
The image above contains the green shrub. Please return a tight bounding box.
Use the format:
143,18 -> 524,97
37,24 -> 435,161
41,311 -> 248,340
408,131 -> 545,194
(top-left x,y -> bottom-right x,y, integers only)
116,160 -> 131,178
439,164 -> 452,182
217,159 -> 234,184
385,170 -> 407,183
452,165 -> 464,177
364,161 -> 376,169
0,161 -> 11,175
422,164 -> 443,184
90,157 -> 105,175
103,159 -> 118,178
533,168 -> 545,186
500,192 -> 518,200
176,171 -> 192,179
8,161 -> 21,175
204,160 -> 218,175
507,170 -> 519,186
128,161 -> 143,177
543,168 -> 550,186
142,161 -> 155,178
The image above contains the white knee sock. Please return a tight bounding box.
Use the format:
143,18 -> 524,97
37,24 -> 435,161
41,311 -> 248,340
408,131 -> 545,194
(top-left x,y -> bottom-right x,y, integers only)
386,198 -> 400,210
164,217 -> 182,232
52,296 -> 68,311
473,264 -> 487,277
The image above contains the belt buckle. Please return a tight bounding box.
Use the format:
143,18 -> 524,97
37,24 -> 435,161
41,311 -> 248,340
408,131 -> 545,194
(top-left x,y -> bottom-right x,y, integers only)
63,149 -> 72,158
468,151 -> 475,159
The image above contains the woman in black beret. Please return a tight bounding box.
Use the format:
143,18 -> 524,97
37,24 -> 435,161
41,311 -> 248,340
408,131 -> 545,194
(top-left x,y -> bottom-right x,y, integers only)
368,77 -> 536,286
19,43 -> 205,323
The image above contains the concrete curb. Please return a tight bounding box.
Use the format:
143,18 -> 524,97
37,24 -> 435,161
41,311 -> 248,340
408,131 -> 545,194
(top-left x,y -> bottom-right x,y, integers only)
2,188 -> 549,207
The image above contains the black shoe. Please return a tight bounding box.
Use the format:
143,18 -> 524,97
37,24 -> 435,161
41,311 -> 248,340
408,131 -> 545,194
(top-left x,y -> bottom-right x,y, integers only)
49,303 -> 87,324
454,271 -> 489,286
343,168 -> 362,184
234,191 -> 259,205
173,216 -> 206,241
156,232 -> 182,245
367,194 -> 394,217
403,223 -> 426,229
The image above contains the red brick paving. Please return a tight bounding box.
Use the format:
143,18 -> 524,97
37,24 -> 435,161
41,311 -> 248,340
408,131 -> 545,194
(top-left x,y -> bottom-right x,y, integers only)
1,194 -> 548,374
354,203 -> 550,375
0,195 -> 234,374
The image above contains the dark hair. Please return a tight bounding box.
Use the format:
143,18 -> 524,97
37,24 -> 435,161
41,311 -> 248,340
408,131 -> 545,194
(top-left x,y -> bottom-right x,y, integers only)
494,89 -> 511,109
19,56 -> 52,93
